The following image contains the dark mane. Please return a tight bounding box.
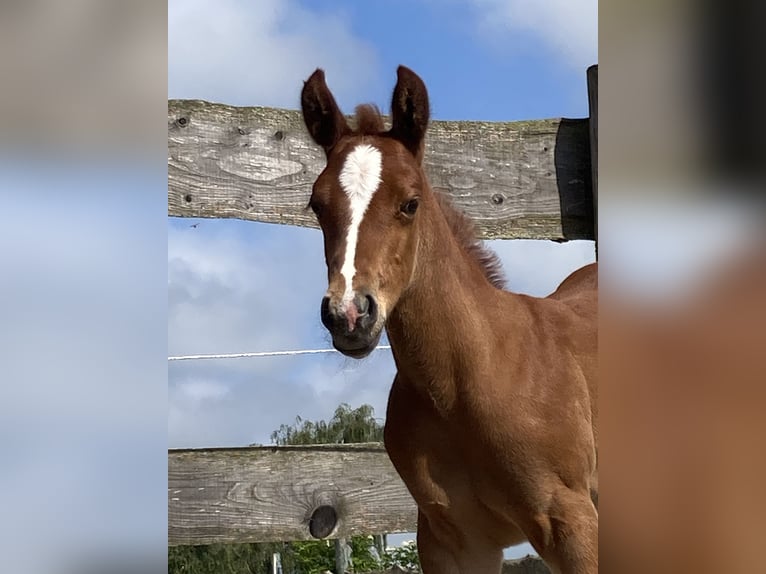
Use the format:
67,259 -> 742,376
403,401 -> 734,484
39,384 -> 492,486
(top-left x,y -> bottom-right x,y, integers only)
352,103 -> 505,290
434,192 -> 506,290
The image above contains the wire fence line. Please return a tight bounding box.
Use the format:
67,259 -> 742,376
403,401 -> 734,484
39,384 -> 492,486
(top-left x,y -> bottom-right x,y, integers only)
168,345 -> 393,362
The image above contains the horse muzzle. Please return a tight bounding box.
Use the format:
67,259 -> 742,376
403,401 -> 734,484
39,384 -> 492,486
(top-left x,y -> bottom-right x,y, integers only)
320,293 -> 382,358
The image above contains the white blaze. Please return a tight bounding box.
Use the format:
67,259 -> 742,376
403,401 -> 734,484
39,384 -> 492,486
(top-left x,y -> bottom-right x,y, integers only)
338,144 -> 382,304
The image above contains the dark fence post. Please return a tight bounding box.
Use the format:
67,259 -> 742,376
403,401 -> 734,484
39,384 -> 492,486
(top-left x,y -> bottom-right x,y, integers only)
587,64 -> 598,257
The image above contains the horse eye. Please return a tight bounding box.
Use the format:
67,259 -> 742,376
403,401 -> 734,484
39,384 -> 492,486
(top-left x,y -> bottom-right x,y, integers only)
401,198 -> 419,216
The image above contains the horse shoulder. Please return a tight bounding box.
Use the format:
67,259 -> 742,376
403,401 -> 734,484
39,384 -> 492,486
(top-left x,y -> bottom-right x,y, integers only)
384,375 -> 460,508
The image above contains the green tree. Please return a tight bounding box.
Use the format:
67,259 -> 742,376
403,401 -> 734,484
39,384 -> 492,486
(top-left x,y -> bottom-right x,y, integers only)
270,403 -> 384,446
382,540 -> 420,572
168,540 -> 280,574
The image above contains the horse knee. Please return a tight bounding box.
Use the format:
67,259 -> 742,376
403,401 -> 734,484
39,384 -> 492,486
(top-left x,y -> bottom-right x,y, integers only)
543,489 -> 598,574
417,512 -> 461,574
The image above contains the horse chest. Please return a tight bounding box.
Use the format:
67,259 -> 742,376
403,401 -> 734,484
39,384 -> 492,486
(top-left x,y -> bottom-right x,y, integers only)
385,377 -> 522,538
386,378 -> 465,488
386,410 -> 527,548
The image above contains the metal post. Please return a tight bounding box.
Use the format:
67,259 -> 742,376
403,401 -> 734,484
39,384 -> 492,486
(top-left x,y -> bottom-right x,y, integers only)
334,538 -> 351,573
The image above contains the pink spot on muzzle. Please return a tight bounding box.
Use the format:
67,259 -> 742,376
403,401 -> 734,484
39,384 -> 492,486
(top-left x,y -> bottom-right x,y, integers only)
344,302 -> 359,332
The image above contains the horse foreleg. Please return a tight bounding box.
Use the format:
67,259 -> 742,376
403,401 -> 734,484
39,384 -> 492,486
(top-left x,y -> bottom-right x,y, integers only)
454,543 -> 504,573
530,486 -> 599,574
416,511 -> 460,574
417,511 -> 503,574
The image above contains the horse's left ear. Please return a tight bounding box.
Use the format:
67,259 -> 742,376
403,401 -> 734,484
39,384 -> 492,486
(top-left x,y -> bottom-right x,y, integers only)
389,66 -> 430,163
301,68 -> 350,156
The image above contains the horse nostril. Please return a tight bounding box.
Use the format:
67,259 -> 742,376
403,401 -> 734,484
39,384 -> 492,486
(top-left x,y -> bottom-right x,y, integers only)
351,293 -> 377,325
356,294 -> 369,316
320,297 -> 332,327
365,295 -> 377,319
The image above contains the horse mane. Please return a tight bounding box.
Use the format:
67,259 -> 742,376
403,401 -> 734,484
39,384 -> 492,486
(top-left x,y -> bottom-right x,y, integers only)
352,104 -> 506,291
353,104 -> 386,134
434,192 -> 507,290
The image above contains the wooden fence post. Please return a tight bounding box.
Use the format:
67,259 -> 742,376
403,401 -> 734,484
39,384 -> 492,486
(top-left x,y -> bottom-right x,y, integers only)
587,64 -> 598,257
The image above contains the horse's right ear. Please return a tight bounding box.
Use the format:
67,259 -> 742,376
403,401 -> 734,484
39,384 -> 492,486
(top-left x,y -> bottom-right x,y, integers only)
301,69 -> 350,156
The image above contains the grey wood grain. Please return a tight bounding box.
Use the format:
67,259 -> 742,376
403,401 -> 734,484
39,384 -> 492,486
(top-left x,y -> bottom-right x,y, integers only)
168,100 -> 594,240
168,444 -> 418,546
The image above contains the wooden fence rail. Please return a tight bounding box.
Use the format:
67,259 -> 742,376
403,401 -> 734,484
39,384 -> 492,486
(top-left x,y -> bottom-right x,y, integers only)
168,103 -> 594,241
168,444 -> 551,572
168,443 -> 417,547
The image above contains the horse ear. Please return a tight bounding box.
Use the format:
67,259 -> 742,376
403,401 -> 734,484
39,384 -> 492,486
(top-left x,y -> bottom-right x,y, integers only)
301,69 -> 350,155
389,65 -> 430,162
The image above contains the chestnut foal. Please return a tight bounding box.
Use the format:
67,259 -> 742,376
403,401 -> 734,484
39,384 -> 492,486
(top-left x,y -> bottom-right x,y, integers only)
300,66 -> 598,574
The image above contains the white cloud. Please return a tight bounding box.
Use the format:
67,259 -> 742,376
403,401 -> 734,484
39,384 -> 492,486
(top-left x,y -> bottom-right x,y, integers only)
469,0 -> 597,71
178,379 -> 230,402
168,222 -> 326,359
168,0 -> 381,108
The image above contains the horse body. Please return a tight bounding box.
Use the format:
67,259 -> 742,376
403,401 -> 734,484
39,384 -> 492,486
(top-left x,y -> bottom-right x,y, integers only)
300,65 -> 598,573
383,191 -> 598,573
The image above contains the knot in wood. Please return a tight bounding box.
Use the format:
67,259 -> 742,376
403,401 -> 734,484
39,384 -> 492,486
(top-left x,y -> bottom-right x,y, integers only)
308,505 -> 337,539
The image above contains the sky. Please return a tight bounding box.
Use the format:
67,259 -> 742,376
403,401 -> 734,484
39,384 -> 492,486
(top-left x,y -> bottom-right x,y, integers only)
168,0 -> 597,560
0,161 -> 168,573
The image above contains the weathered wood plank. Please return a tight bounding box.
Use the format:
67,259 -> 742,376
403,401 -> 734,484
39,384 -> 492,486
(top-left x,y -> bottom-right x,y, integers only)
587,65 -> 598,253
168,444 -> 417,546
168,100 -> 594,240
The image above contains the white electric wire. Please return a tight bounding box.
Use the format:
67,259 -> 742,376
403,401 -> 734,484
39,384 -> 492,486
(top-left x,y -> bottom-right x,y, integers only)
168,345 -> 392,361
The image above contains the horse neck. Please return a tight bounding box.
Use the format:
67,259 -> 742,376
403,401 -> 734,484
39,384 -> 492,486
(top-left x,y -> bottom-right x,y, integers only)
385,187 -> 522,407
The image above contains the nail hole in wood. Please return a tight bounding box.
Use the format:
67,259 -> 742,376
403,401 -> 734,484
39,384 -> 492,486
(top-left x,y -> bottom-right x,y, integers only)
184,194 -> 192,203
274,130 -> 284,141
308,505 -> 337,539
177,117 -> 188,127
491,194 -> 504,205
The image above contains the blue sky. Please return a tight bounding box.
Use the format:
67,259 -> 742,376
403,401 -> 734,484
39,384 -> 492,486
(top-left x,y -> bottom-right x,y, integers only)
168,0 -> 597,560
291,0 -> 593,121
